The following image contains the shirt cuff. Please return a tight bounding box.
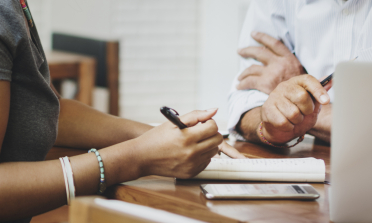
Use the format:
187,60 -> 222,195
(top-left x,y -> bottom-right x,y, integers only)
227,90 -> 269,141
0,68 -> 11,81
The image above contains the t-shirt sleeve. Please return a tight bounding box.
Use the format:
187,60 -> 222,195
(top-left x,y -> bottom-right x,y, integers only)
0,1 -> 26,82
0,40 -> 13,81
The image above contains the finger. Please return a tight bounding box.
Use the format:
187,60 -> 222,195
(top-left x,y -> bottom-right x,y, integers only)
263,104 -> 294,132
291,75 -> 330,105
201,146 -> 219,159
284,84 -> 315,116
187,119 -> 219,142
179,108 -> 218,127
251,31 -> 292,56
218,141 -> 246,159
212,153 -> 221,158
236,75 -> 261,90
276,97 -> 304,125
238,46 -> 276,65
238,65 -> 264,81
197,133 -> 223,153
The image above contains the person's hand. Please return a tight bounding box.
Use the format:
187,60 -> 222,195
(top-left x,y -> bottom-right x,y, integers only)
134,109 -> 223,179
259,75 -> 330,145
237,32 -> 306,94
214,140 -> 246,159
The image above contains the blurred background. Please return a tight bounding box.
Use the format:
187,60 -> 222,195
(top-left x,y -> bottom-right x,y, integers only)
28,0 -> 251,130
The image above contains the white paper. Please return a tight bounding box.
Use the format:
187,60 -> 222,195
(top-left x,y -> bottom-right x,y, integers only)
193,158 -> 325,182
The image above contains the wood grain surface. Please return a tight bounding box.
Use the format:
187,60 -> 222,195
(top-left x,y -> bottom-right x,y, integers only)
105,136 -> 331,223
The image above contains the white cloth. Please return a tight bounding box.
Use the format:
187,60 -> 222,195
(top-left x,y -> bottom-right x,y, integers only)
228,0 -> 372,138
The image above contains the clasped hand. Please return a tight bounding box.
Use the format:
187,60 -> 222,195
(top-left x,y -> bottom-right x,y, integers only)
259,75 -> 331,144
237,32 -> 305,94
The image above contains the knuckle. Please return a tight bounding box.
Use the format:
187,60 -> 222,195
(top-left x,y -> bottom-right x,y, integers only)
302,74 -> 314,83
181,135 -> 192,147
216,134 -> 223,145
276,81 -> 288,91
277,118 -> 288,128
276,64 -> 286,75
295,90 -> 309,103
183,149 -> 195,160
288,109 -> 303,124
274,118 -> 293,131
207,119 -> 218,132
273,39 -> 282,48
255,32 -> 264,40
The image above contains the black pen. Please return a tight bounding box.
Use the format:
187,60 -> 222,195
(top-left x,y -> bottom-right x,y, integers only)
160,106 -> 187,129
320,56 -> 358,87
320,73 -> 333,87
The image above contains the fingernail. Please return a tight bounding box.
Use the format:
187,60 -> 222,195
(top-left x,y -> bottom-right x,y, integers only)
237,48 -> 244,54
207,108 -> 218,112
320,95 -> 329,104
251,31 -> 258,37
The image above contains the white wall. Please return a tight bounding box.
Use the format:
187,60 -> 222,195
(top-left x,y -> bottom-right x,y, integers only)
28,0 -> 52,51
198,0 -> 250,128
30,0 -> 251,127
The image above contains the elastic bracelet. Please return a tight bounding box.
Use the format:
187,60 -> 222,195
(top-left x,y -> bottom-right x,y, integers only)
258,122 -> 304,149
62,157 -> 76,203
59,158 -> 70,205
88,149 -> 107,195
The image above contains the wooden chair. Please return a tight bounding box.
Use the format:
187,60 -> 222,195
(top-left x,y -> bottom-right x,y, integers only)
51,33 -> 120,116
47,51 -> 96,106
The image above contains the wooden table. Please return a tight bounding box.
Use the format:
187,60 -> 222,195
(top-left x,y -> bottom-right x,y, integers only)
46,51 -> 96,106
104,137 -> 331,223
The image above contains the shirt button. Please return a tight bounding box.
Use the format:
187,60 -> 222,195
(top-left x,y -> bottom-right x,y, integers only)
343,9 -> 349,15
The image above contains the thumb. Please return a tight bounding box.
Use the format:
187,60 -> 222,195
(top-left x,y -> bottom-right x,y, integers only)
179,108 -> 218,127
292,75 -> 330,105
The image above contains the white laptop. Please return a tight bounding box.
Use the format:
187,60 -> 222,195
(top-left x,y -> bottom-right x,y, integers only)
330,62 -> 372,222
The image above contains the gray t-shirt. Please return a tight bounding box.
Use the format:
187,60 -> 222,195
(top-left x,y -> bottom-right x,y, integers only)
0,1 -> 60,222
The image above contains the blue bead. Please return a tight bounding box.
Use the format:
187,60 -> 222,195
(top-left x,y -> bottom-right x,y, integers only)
100,173 -> 105,178
97,156 -> 102,161
100,167 -> 104,173
99,162 -> 103,167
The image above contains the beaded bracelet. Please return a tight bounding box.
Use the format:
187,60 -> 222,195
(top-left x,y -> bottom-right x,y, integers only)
258,122 -> 304,149
89,148 -> 107,195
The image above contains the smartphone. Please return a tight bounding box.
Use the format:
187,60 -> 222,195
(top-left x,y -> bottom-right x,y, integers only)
200,184 -> 320,200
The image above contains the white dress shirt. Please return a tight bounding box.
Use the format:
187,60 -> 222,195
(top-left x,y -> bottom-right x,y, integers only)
228,0 -> 372,138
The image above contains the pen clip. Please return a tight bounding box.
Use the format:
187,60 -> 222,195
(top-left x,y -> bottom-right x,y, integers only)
160,106 -> 188,129
167,107 -> 179,116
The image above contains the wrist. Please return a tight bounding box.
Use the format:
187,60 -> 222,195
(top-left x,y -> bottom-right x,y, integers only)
257,122 -> 304,148
101,139 -> 144,185
128,137 -> 152,178
256,122 -> 284,145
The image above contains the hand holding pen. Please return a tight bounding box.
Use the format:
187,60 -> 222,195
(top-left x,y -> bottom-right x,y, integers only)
160,106 -> 246,159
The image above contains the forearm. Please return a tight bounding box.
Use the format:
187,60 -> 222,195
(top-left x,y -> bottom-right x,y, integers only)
307,104 -> 332,143
55,99 -> 153,149
236,107 -> 262,143
0,139 -> 143,221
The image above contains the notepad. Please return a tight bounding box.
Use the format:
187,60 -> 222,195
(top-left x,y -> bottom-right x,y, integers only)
193,158 -> 325,182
